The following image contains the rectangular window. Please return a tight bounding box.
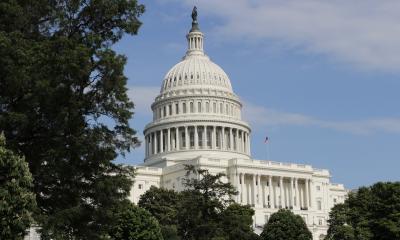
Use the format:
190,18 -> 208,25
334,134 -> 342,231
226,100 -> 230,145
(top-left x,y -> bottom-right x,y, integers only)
316,186 -> 321,191
317,200 -> 322,210
163,106 -> 166,117
198,102 -> 202,113
183,103 -> 186,113
169,105 -> 172,115
190,102 -> 194,113
190,131 -> 195,147
138,184 -> 143,189
206,102 -> 210,112
175,103 -> 179,114
213,102 -> 217,113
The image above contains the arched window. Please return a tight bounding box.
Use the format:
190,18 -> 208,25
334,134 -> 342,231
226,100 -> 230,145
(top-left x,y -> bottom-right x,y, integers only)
190,102 -> 194,113
175,103 -> 179,114
220,103 -> 223,114
182,102 -> 186,114
213,102 -> 216,113
206,102 -> 210,112
198,102 -> 202,113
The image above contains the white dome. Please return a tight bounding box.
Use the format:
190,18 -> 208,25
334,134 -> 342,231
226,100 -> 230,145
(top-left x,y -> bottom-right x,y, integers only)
161,55 -> 233,93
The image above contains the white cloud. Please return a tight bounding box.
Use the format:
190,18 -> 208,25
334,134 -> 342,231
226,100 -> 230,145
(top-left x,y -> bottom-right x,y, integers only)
127,86 -> 159,116
176,0 -> 400,72
243,101 -> 400,135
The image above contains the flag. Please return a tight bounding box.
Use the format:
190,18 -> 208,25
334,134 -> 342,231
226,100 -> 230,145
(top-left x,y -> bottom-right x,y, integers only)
264,136 -> 269,143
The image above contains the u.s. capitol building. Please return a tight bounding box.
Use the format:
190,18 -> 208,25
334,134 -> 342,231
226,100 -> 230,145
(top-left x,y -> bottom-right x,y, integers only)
130,10 -> 347,240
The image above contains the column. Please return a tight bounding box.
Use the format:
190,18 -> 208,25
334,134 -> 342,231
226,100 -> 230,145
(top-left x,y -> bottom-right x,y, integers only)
241,173 -> 246,204
247,133 -> 250,155
229,128 -> 233,150
290,178 -> 294,208
160,129 -> 164,153
236,172 -> 241,203
268,176 -> 273,208
194,126 -> 198,149
295,178 -> 300,209
310,179 -> 314,209
167,128 -> 171,151
212,126 -> 216,149
221,127 -> 225,150
154,131 -> 157,154
175,127 -> 179,150
252,174 -> 257,206
203,125 -> 207,149
305,179 -> 310,209
279,177 -> 284,208
257,174 -> 262,206
234,130 -> 238,151
185,126 -> 189,149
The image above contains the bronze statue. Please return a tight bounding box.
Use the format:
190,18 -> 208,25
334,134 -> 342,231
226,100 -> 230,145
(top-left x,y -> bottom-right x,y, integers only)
191,6 -> 198,23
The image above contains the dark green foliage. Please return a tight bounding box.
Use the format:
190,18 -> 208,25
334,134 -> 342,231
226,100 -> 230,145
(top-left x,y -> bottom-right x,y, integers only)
140,166 -> 257,240
0,133 -> 36,240
138,186 -> 181,239
326,182 -> 400,240
0,0 -> 144,239
219,204 -> 261,240
108,201 -> 163,240
178,165 -> 238,239
260,209 -> 312,240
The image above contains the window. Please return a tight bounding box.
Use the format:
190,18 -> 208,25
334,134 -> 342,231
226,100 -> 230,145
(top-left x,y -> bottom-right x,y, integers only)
207,129 -> 211,147
317,200 -> 322,210
226,104 -> 229,115
138,184 -> 143,189
175,103 -> 179,114
198,102 -> 202,112
169,105 -> 172,116
206,102 -> 210,112
198,130 -> 203,147
213,102 -> 217,113
181,132 -> 186,147
317,185 -> 321,191
158,108 -> 161,119
334,198 -> 337,203
190,131 -> 194,147
264,215 -> 269,223
220,103 -> 223,113
163,106 -> 166,117
190,102 -> 194,113
183,103 -> 186,113
318,219 -> 323,226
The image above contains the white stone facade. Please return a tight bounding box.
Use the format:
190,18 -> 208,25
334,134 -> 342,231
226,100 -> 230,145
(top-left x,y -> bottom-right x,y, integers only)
130,16 -> 347,240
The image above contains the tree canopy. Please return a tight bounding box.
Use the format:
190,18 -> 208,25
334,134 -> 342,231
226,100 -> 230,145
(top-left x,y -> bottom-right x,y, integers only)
260,209 -> 312,240
139,165 -> 258,240
108,201 -> 163,240
0,0 -> 144,238
326,182 -> 400,240
0,133 -> 36,240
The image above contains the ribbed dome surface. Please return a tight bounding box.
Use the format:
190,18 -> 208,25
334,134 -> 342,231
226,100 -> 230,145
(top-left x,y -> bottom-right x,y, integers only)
160,55 -> 233,93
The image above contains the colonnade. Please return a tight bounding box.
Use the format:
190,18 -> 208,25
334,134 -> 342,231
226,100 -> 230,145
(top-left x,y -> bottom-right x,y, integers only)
145,125 -> 250,157
236,173 -> 314,210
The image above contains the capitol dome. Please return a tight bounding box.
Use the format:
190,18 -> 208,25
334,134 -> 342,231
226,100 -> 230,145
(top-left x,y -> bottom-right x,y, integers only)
143,10 -> 251,166
161,54 -> 233,93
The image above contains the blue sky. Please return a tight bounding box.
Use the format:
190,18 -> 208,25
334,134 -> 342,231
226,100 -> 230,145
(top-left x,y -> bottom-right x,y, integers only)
114,1 -> 400,189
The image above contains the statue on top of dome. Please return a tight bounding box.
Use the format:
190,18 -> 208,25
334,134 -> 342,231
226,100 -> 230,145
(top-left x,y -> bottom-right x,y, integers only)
191,6 -> 198,23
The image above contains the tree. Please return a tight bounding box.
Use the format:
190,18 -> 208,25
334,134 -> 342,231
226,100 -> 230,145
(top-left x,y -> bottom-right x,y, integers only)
108,201 -> 163,240
138,186 -> 181,239
177,165 -> 238,240
219,203 -> 261,240
0,0 -> 144,238
0,133 -> 36,240
260,209 -> 312,240
326,182 -> 400,240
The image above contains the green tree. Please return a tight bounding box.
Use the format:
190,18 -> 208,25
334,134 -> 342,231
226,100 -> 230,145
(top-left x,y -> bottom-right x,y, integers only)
138,186 -> 181,240
260,209 -> 312,240
108,201 -> 163,240
0,133 -> 36,240
219,203 -> 260,240
0,0 -> 144,239
326,182 -> 400,240
177,165 -> 238,240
